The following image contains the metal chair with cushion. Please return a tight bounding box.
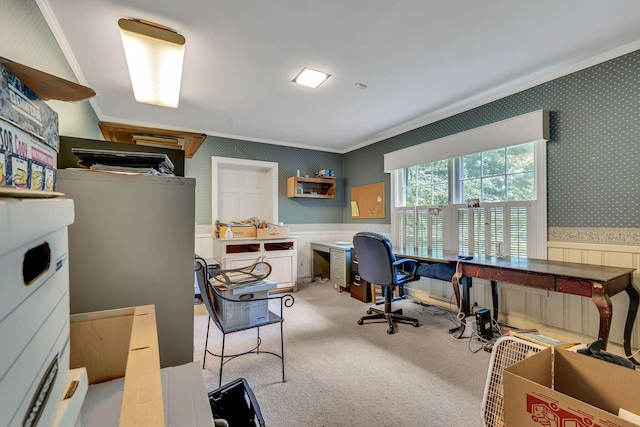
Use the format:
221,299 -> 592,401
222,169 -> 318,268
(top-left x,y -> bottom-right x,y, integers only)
352,231 -> 420,334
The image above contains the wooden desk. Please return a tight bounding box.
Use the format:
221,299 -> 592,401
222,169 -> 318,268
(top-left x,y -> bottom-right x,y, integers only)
393,247 -> 640,363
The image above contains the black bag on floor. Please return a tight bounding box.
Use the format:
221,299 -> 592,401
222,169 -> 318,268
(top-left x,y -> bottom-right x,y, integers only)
577,339 -> 635,370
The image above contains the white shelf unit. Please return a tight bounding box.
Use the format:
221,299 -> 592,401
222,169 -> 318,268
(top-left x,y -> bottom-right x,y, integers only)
212,237 -> 298,292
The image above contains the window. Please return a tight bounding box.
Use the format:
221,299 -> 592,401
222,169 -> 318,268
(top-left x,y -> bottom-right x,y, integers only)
403,160 -> 449,206
460,144 -> 534,202
392,141 -> 546,258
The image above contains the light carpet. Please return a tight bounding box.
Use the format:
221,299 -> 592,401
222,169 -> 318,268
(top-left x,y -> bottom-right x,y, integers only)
194,282 -> 491,427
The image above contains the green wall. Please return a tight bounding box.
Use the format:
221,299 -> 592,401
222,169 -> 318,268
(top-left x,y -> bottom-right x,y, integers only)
0,0 -> 102,141
344,49 -> 640,230
186,136 -> 343,225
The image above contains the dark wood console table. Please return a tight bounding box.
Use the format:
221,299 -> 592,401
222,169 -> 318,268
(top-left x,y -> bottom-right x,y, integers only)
393,247 -> 640,364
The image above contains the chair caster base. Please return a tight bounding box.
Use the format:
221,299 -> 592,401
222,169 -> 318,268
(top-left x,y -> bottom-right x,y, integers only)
357,319 -> 364,325
387,328 -> 394,334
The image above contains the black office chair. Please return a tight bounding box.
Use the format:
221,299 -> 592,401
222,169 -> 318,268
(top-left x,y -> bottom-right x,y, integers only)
353,231 -> 420,334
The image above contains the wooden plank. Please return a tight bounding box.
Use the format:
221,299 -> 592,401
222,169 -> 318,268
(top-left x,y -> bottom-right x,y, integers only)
99,121 -> 206,159
462,264 -> 555,291
556,278 -> 592,298
0,58 -> 96,101
119,305 -> 165,427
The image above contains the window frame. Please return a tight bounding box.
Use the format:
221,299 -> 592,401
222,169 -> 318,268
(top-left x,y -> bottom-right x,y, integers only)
391,140 -> 547,258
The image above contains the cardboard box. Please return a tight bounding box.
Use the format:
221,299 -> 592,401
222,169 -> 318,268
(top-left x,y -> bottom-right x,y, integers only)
219,225 -> 257,239
1,117 -> 57,190
257,227 -> 289,239
504,347 -> 640,427
0,63 -> 59,151
0,198 -> 74,427
213,280 -> 276,330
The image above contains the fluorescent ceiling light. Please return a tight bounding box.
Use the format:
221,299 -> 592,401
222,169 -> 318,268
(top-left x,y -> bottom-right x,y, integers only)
118,18 -> 185,108
292,67 -> 330,88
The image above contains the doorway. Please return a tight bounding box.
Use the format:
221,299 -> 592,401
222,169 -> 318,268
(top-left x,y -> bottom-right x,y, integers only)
211,156 -> 279,224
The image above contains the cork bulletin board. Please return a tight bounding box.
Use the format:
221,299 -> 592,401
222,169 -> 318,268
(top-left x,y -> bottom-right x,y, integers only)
351,182 -> 385,218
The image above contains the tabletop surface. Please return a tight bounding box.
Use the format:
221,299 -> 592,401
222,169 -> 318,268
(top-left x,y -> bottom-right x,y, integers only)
311,241 -> 354,251
392,247 -> 635,282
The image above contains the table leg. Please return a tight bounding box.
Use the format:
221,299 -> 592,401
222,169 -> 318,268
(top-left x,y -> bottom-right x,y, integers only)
451,272 -> 461,310
462,277 -> 472,317
591,282 -> 613,350
449,272 -> 465,337
491,280 -> 499,322
623,281 -> 640,365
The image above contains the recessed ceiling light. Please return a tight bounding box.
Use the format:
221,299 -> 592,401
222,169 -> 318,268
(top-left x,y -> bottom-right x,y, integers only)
292,67 -> 330,88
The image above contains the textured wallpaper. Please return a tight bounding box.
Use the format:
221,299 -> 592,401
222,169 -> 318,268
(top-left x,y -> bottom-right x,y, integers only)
7,0 -> 639,243
0,0 -> 102,140
344,49 -> 640,238
186,136 -> 343,225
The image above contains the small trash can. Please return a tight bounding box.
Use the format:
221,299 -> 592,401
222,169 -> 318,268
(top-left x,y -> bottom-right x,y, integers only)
208,377 -> 265,427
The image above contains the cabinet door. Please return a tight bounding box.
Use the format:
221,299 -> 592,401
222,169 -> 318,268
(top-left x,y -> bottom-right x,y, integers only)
264,254 -> 294,288
225,254 -> 262,270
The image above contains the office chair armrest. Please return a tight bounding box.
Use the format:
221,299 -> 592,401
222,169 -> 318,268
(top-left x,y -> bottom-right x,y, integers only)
393,258 -> 419,276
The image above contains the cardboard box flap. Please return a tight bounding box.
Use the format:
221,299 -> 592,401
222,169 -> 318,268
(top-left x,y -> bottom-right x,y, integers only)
0,57 -> 96,102
554,348 -> 640,417
505,346 -> 553,388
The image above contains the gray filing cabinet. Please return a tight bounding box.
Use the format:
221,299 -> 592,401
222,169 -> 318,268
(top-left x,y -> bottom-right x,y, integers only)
330,247 -> 351,288
311,242 -> 352,288
57,169 -> 196,368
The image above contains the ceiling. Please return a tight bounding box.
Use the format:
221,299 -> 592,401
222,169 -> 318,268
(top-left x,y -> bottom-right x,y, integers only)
38,0 -> 640,153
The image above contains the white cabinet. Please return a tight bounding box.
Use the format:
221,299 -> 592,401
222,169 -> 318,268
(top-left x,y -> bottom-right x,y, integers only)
212,237 -> 298,292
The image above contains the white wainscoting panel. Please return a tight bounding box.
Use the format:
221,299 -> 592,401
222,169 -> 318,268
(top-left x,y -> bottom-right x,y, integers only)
193,223 -> 391,281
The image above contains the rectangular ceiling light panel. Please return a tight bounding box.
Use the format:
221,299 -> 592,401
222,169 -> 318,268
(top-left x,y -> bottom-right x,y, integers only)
293,67 -> 330,88
118,19 -> 185,108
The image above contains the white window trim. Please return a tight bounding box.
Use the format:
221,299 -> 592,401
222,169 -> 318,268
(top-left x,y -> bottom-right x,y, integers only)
389,140 -> 547,259
384,110 -> 549,172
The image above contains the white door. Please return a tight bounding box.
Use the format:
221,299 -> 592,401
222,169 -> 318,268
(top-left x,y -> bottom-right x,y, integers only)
212,157 -> 279,224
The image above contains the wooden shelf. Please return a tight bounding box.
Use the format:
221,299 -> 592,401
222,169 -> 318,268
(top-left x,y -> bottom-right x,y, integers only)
287,176 -> 336,199
99,121 -> 207,159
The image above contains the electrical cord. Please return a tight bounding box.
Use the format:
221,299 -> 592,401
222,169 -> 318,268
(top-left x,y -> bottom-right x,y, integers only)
404,268 -> 502,355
